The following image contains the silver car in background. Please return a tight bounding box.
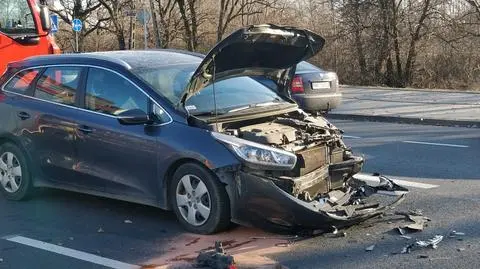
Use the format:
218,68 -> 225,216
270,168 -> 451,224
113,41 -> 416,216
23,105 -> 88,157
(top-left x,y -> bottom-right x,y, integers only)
291,61 -> 341,112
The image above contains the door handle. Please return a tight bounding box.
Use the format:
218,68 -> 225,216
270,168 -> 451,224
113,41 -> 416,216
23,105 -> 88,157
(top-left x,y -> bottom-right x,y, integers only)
77,125 -> 93,133
17,111 -> 30,120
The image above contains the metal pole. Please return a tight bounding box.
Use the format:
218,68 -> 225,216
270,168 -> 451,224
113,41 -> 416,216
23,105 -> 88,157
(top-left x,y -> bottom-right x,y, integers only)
75,31 -> 79,52
144,13 -> 147,49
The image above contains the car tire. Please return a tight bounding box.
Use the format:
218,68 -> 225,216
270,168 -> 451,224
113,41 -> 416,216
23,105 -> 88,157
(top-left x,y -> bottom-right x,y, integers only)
0,143 -> 33,201
169,163 -> 230,234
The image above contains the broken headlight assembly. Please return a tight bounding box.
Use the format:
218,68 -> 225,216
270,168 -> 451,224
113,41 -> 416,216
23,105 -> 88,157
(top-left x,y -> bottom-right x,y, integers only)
212,132 -> 297,170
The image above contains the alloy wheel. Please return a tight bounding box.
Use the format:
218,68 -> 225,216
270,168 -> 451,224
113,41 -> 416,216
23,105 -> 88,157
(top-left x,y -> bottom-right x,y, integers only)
175,174 -> 211,226
0,152 -> 22,193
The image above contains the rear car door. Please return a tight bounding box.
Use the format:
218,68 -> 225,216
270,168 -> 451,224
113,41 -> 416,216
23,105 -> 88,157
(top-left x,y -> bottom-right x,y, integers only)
74,67 -> 159,202
4,66 -> 86,185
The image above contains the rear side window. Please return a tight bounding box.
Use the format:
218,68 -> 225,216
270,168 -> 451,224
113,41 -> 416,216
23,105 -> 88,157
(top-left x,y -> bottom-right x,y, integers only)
34,67 -> 83,106
3,69 -> 40,94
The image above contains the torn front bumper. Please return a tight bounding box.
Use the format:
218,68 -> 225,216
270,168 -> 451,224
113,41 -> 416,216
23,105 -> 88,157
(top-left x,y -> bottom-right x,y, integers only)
230,170 -> 407,232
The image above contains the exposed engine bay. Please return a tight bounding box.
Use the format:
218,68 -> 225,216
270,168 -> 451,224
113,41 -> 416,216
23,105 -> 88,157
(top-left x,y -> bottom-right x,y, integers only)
201,110 -> 363,201
192,109 -> 409,226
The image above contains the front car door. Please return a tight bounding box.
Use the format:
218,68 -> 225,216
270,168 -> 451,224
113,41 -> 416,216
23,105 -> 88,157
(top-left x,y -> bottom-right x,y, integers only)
74,67 -> 160,204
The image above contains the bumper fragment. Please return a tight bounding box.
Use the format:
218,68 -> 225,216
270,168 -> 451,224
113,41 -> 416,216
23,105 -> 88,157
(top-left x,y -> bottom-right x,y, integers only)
231,171 -> 408,232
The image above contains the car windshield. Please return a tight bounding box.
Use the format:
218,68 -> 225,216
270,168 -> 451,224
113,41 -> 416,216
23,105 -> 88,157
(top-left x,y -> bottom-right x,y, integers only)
296,61 -> 322,72
0,0 -> 37,35
133,63 -> 289,115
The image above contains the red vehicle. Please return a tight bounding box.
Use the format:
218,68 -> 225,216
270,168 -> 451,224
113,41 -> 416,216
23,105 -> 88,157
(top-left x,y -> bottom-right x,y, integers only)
0,0 -> 60,74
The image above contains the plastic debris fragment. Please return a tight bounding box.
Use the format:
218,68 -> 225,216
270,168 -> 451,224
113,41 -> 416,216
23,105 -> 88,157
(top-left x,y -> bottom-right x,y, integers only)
365,244 -> 375,251
401,235 -> 444,254
449,230 -> 466,237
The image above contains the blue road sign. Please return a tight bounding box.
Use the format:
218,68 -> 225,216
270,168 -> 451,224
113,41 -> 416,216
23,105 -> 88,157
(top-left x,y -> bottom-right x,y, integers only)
72,19 -> 82,32
50,15 -> 58,33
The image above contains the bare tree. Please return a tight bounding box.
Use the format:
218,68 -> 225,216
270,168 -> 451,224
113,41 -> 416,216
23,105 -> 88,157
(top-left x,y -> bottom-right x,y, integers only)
217,0 -> 271,41
98,0 -> 131,50
155,0 -> 183,48
51,0 -> 106,51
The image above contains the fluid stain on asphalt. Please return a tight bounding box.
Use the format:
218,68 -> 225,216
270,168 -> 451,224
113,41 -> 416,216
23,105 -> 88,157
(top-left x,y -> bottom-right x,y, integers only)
185,237 -> 200,246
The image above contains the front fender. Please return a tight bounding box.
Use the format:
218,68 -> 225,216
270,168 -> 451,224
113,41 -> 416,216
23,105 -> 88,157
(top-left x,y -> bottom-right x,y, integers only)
154,121 -> 241,208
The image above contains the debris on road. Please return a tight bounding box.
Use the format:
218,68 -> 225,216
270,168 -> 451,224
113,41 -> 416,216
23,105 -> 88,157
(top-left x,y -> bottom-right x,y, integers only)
449,230 -> 466,237
97,227 -> 104,233
0,258 -> 3,262
365,244 -> 375,251
69,237 -> 74,241
400,235 -> 412,240
196,241 -> 236,269
395,212 -> 431,233
124,219 -> 133,224
417,255 -> 429,259
457,248 -> 466,252
323,226 -> 347,238
401,235 -> 444,254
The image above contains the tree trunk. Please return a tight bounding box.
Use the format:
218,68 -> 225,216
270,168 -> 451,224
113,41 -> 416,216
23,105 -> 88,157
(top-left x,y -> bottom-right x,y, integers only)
187,0 -> 198,50
149,0 -> 161,48
352,0 -> 367,83
217,0 -> 226,42
177,0 -> 194,51
404,0 -> 431,85
117,31 -> 126,50
390,0 -> 403,86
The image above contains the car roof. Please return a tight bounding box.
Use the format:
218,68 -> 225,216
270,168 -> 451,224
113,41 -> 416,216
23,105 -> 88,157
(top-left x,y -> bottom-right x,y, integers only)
12,50 -> 203,71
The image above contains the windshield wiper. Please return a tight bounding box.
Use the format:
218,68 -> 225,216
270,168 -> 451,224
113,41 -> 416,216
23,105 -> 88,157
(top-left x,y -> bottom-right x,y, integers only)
191,111 -> 227,117
227,100 -> 286,113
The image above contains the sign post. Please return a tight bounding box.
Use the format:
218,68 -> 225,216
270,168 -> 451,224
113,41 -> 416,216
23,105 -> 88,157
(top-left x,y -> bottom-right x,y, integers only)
136,9 -> 150,49
72,19 -> 83,53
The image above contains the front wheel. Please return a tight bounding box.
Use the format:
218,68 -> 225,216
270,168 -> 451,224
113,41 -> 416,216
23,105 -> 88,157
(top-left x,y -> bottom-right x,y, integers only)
0,143 -> 33,200
169,163 -> 230,234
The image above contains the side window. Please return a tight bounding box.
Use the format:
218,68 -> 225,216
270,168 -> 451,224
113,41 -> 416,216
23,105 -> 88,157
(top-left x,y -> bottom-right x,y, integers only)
3,69 -> 40,94
0,0 -> 36,35
34,67 -> 82,106
85,68 -> 148,116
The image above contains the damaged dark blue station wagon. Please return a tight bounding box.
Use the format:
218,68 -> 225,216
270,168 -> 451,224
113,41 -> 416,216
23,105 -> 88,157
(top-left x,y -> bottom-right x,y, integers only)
0,25 -> 405,234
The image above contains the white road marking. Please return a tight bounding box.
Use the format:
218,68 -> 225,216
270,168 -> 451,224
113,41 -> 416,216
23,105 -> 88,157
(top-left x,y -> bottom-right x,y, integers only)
402,140 -> 469,148
2,235 -> 140,269
353,174 -> 439,189
343,135 -> 362,139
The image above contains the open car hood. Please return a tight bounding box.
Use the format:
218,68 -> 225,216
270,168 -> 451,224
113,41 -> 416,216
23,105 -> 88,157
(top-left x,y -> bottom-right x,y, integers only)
181,24 -> 325,103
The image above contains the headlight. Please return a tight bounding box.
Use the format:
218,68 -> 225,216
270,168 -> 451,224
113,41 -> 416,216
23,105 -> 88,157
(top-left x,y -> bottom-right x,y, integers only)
212,132 -> 297,170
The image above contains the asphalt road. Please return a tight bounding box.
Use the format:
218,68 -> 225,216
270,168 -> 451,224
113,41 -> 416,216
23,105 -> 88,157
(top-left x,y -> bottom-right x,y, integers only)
0,120 -> 479,269
271,120 -> 480,269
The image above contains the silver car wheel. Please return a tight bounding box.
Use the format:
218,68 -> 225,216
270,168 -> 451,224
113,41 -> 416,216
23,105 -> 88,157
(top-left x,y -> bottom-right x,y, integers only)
0,152 -> 22,193
175,174 -> 211,226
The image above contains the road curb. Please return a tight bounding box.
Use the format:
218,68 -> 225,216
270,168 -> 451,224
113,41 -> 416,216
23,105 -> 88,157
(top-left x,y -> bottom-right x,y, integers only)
341,85 -> 480,94
326,113 -> 480,128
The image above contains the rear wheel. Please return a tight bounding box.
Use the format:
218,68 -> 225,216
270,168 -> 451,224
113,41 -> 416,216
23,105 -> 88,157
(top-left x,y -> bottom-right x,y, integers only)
0,143 -> 33,200
169,163 -> 230,234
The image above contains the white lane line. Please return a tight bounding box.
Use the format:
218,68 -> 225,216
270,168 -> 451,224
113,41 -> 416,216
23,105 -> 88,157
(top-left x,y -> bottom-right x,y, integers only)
3,235 -> 140,269
353,174 -> 439,189
343,135 -> 362,139
402,140 -> 469,148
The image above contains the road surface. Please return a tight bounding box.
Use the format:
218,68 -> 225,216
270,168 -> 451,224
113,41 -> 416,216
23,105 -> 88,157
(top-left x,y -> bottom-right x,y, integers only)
0,120 -> 479,269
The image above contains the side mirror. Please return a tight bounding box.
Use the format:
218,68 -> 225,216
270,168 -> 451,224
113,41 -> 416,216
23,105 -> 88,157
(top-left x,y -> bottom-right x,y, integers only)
116,109 -> 151,125
39,6 -> 51,31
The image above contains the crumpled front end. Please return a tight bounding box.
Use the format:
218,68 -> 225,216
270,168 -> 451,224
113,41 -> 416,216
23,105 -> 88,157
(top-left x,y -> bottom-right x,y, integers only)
206,110 -> 408,231
230,170 -> 407,231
